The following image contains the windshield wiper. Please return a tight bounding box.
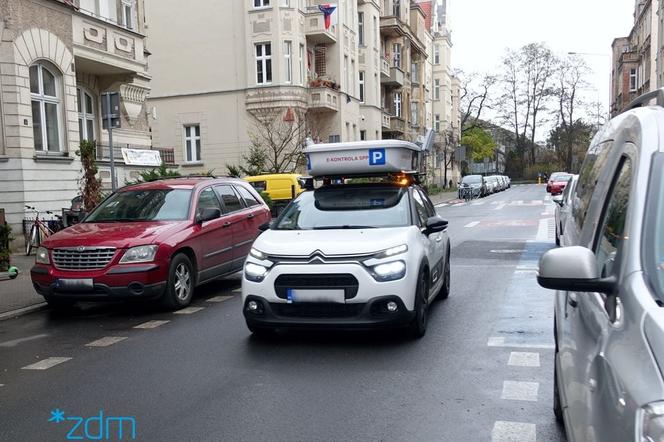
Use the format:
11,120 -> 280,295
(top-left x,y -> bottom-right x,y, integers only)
313,225 -> 376,230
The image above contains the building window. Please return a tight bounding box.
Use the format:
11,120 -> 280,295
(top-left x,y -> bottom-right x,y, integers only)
299,44 -> 305,85
30,63 -> 62,152
280,0 -> 289,6
360,130 -> 366,140
435,114 -> 441,132
351,59 -> 355,95
254,0 -> 270,7
255,43 -> 272,85
344,55 -> 349,92
359,71 -> 365,103
393,0 -> 400,17
394,92 -> 402,117
121,0 -> 135,30
393,43 -> 401,68
630,68 -> 638,92
358,12 -> 364,46
411,102 -> 418,125
374,16 -> 378,44
434,45 -> 440,64
77,87 -> 96,142
329,134 -> 340,143
284,41 -> 292,83
434,79 -> 440,100
184,124 -> 201,162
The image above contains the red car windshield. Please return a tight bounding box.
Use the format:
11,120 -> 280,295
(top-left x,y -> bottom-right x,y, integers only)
85,189 -> 192,222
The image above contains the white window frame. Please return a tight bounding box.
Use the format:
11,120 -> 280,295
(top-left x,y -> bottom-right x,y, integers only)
280,0 -> 289,6
299,43 -> 305,85
434,45 -> 440,64
184,124 -> 201,163
121,0 -> 135,30
394,92 -> 402,117
360,129 -> 366,140
393,43 -> 401,68
629,68 -> 638,92
359,71 -> 365,103
77,87 -> 96,142
254,0 -> 270,8
435,114 -> 441,132
30,63 -> 63,152
434,79 -> 440,100
284,41 -> 292,84
358,12 -> 364,46
344,55 -> 349,92
411,102 -> 418,125
255,43 -> 272,85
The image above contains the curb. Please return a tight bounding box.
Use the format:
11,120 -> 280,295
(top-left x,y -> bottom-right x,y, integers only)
0,303 -> 48,321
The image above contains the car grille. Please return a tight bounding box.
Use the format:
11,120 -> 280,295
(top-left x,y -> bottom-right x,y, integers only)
270,303 -> 364,318
274,274 -> 359,300
52,248 -> 116,270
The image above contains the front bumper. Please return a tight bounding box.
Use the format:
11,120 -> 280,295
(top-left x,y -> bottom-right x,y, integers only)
31,262 -> 168,301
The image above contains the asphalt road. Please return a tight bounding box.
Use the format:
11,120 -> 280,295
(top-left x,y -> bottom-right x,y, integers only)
0,184 -> 565,442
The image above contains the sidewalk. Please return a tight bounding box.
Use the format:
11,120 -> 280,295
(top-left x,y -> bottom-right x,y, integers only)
0,254 -> 46,318
428,190 -> 459,205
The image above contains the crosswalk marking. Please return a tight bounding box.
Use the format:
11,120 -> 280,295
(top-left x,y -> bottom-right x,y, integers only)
86,337 -> 128,347
508,352 -> 540,367
22,357 -> 72,370
174,307 -> 205,315
501,381 -> 539,401
207,295 -> 234,303
492,421 -> 536,442
133,320 -> 170,329
464,221 -> 480,228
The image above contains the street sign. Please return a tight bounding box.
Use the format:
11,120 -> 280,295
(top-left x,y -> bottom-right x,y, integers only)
101,92 -> 121,129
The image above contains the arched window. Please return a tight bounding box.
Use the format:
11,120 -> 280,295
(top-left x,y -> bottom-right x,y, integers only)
77,87 -> 96,142
30,62 -> 62,152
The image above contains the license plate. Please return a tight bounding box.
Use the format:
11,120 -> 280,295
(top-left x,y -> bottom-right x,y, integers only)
55,278 -> 94,292
287,289 -> 345,303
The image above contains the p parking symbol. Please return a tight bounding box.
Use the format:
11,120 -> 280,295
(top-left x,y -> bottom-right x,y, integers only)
369,148 -> 386,166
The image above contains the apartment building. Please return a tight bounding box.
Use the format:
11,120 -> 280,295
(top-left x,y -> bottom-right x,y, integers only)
0,0 -> 152,247
611,0 -> 660,116
147,0 -> 449,176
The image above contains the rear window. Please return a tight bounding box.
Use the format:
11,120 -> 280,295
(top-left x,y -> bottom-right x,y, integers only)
462,175 -> 482,184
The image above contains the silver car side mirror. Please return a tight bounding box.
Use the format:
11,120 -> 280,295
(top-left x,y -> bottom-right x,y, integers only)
537,246 -> 615,294
552,195 -> 564,207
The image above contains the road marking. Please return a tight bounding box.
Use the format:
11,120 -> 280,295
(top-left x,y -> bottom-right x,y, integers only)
435,203 -> 449,208
22,357 -> 72,370
492,421 -> 536,442
508,352 -> 541,367
464,221 -> 480,228
487,336 -> 554,349
0,384 -> 4,387
0,333 -> 49,348
471,201 -> 485,206
501,381 -> 539,401
133,320 -> 170,329
85,336 -> 128,347
535,218 -> 553,242
494,203 -> 507,211
544,195 -> 551,201
207,295 -> 233,303
232,288 -> 242,294
174,306 -> 205,315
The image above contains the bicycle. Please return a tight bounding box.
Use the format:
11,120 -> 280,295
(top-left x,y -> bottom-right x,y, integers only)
459,186 -> 475,203
24,205 -> 62,255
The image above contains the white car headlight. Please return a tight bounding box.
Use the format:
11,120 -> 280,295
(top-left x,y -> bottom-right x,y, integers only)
374,244 -> 408,259
35,247 -> 50,265
371,260 -> 407,282
119,245 -> 158,264
245,262 -> 268,282
640,401 -> 664,442
250,248 -> 266,260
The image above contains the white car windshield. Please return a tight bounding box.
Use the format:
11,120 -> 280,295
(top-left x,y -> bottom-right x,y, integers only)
274,186 -> 411,230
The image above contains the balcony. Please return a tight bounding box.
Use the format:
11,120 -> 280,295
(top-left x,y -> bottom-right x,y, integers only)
384,116 -> 406,134
309,86 -> 340,112
380,57 -> 390,78
381,66 -> 405,87
619,51 -> 639,65
96,144 -> 174,165
382,112 -> 391,129
72,12 -> 148,77
305,7 -> 337,44
379,16 -> 426,57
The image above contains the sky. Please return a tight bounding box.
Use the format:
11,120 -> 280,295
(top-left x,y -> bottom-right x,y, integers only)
448,0 -> 636,140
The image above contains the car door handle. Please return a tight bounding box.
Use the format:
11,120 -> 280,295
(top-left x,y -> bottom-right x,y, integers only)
246,213 -> 255,219
568,293 -> 578,308
222,222 -> 232,228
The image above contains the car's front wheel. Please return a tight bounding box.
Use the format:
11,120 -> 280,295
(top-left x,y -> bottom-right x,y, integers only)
408,269 -> 429,338
161,253 -> 195,310
437,253 -> 451,300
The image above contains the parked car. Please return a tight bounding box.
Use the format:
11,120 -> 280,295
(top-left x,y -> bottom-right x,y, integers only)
459,175 -> 486,198
30,177 -> 271,310
537,89 -> 664,442
552,174 -> 578,246
546,172 -> 570,193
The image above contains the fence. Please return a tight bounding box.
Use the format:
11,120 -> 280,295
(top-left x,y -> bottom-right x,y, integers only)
95,144 -> 176,165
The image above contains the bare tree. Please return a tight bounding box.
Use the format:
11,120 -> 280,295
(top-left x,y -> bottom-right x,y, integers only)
458,71 -> 496,135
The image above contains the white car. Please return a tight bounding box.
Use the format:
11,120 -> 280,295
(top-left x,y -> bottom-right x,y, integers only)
241,180 -> 451,338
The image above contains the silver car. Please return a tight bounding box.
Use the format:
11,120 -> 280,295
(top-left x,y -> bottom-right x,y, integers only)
537,89 -> 664,442
552,174 -> 578,246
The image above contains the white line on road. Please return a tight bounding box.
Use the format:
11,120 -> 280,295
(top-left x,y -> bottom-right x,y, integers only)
464,221 -> 480,228
535,218 -> 553,242
487,336 -> 555,349
232,288 -> 242,294
492,421 -> 536,442
85,336 -> 128,347
508,352 -> 541,367
207,295 -> 234,303
501,381 -> 539,401
174,307 -> 205,315
133,320 -> 170,329
435,203 -> 449,208
0,384 -> 4,387
0,333 -> 49,347
22,357 -> 72,370
471,201 -> 485,206
494,203 -> 507,211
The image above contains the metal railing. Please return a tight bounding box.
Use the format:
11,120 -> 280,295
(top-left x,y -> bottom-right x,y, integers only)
95,144 -> 176,165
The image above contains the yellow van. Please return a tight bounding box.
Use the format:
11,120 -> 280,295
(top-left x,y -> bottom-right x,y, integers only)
244,174 -> 305,202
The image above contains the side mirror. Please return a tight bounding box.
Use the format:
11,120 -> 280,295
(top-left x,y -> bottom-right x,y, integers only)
197,207 -> 221,224
425,216 -> 448,235
537,246 -> 615,293
552,195 -> 564,207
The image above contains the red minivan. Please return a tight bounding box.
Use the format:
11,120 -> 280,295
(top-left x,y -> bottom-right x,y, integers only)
30,177 -> 271,310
